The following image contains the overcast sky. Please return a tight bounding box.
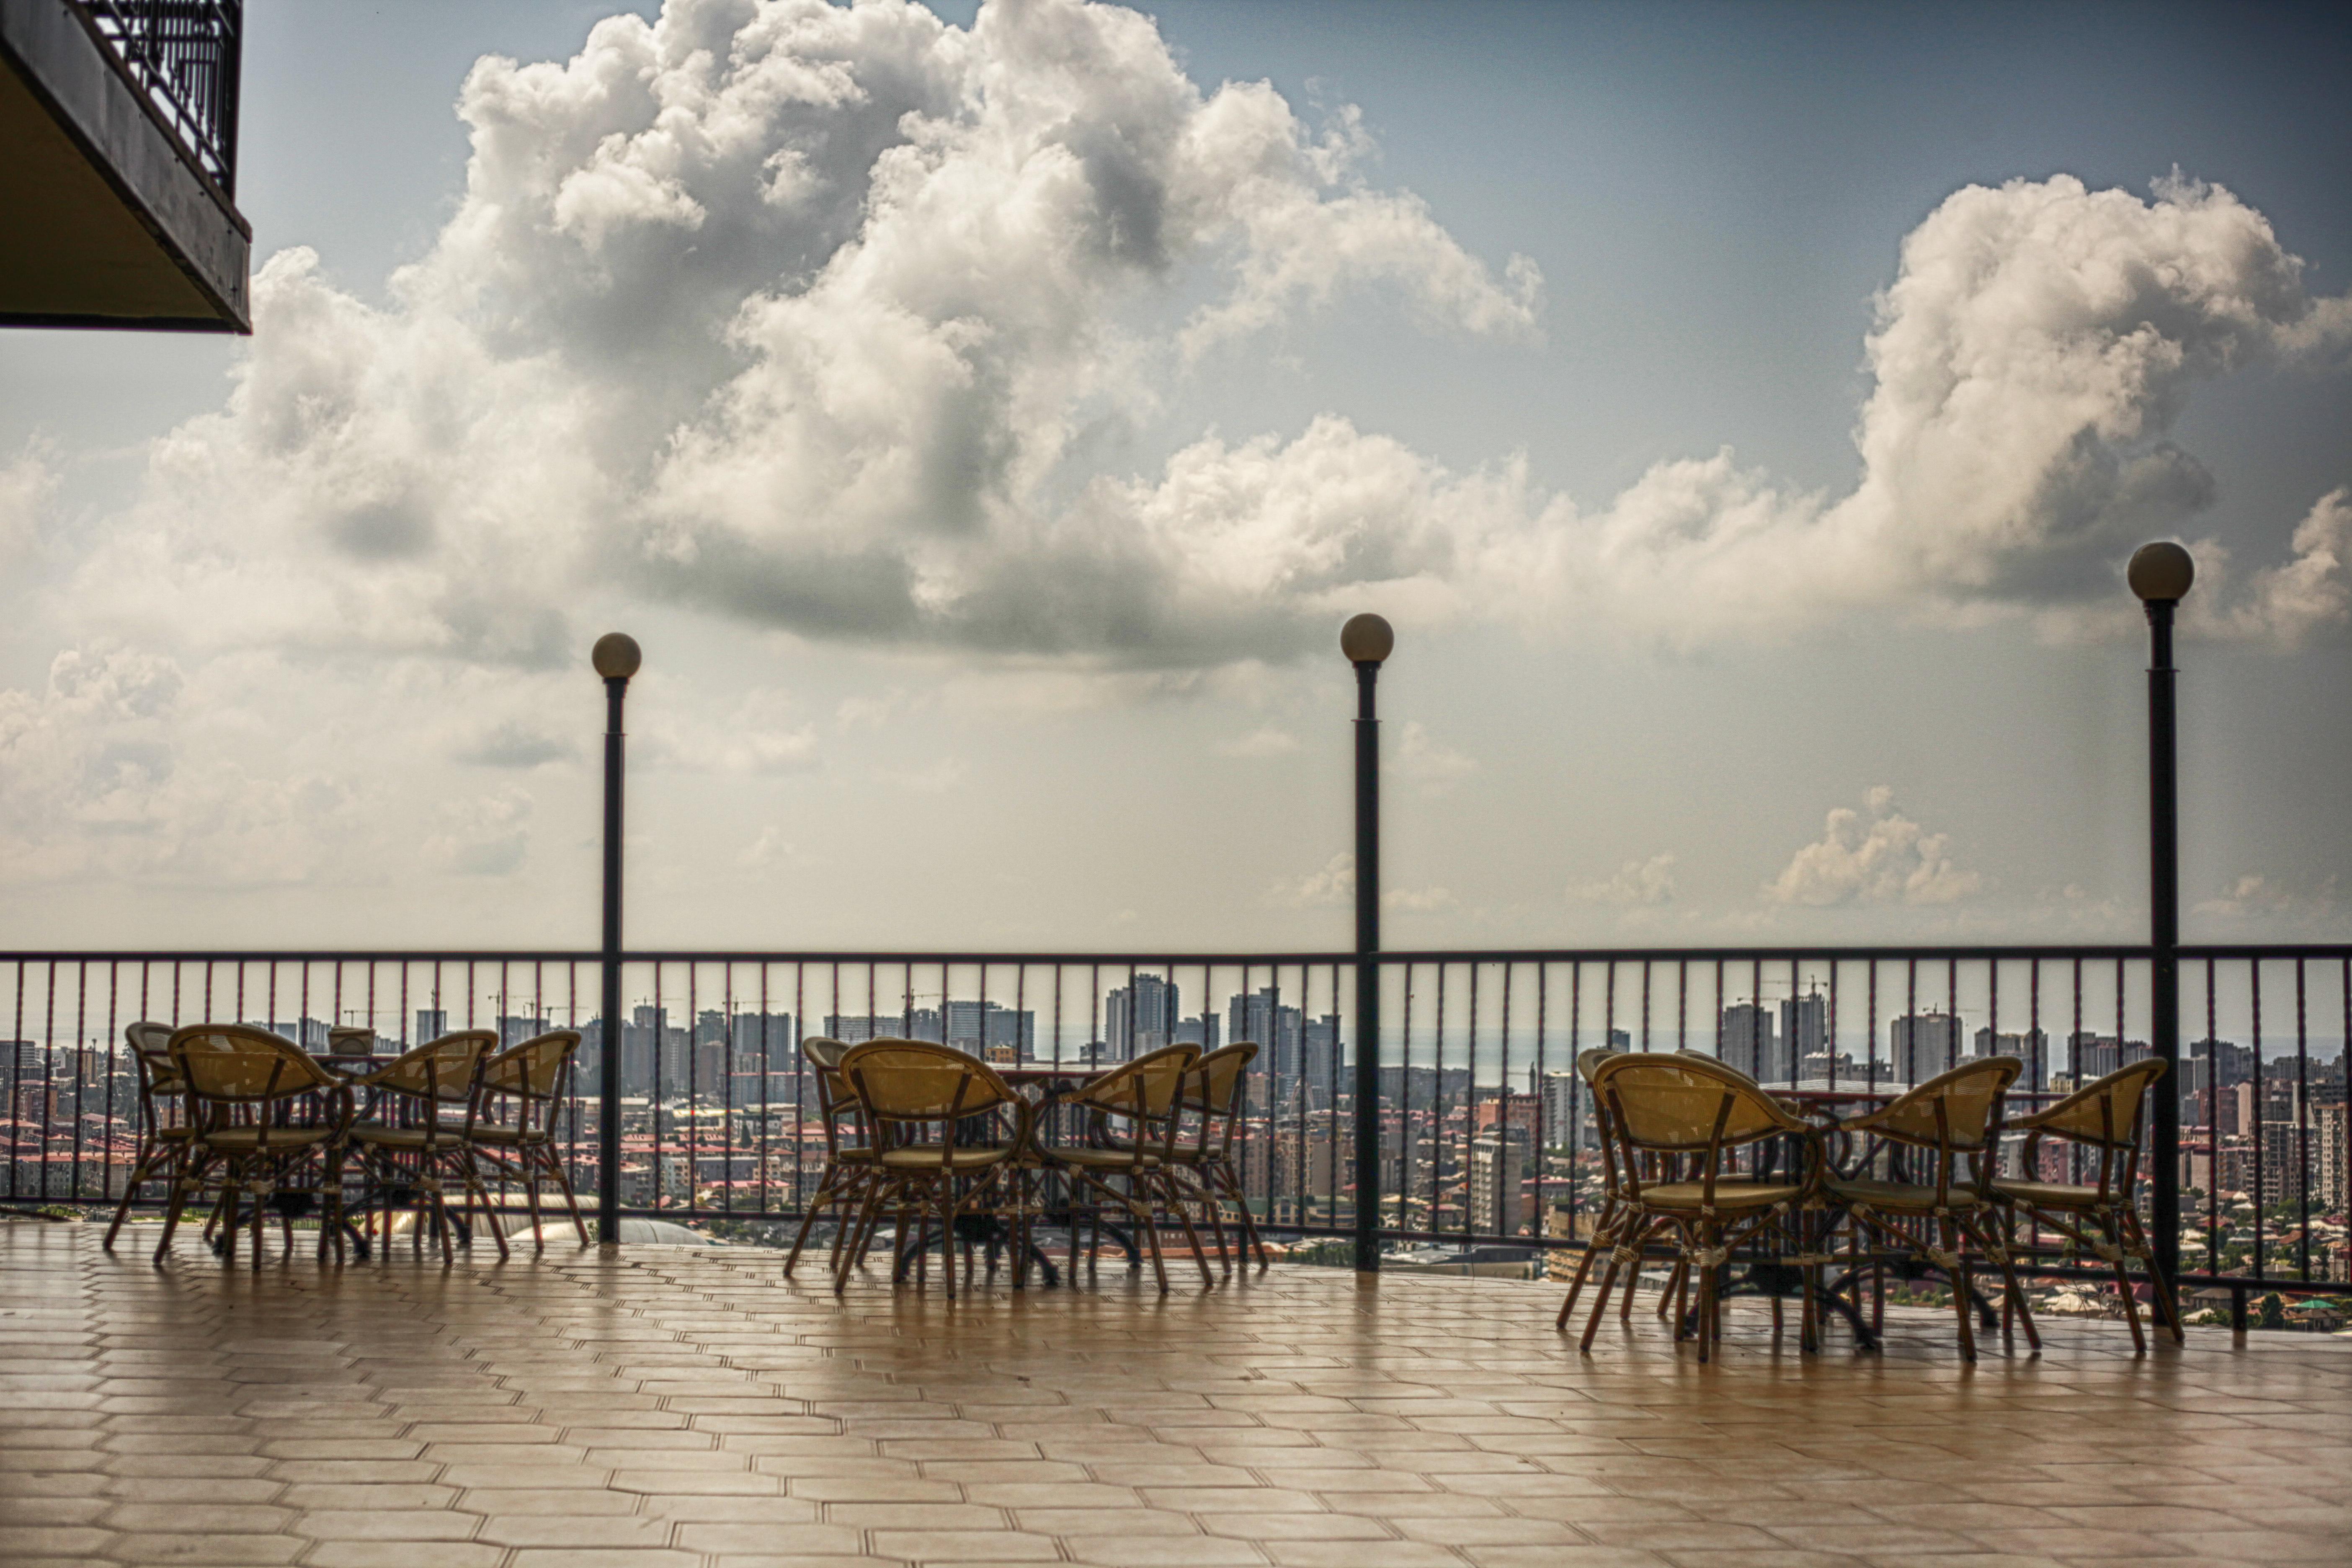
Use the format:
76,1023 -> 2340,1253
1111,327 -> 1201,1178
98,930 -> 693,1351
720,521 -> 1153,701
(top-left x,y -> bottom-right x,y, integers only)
2,0 -> 2347,961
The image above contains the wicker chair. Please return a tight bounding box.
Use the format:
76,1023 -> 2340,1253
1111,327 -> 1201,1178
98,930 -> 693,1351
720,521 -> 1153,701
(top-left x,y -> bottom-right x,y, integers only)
835,1039 -> 1035,1298
1991,1057 -> 2182,1351
1825,1056 -> 2038,1360
1578,1052 -> 1822,1362
346,1031 -> 499,1265
156,1025 -> 352,1268
781,1037 -> 875,1276
1042,1043 -> 1210,1291
1163,1042 -> 1266,1270
468,1030 -> 589,1250
102,1022 -> 187,1251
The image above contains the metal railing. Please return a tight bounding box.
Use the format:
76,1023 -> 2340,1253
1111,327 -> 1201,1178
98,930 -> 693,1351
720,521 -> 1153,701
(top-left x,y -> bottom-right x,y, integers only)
77,0 -> 242,197
5,943 -> 2346,1317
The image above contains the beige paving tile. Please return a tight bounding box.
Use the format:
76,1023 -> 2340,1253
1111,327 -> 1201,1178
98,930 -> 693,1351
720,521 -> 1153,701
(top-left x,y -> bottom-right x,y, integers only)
11,1227 -> 2350,1568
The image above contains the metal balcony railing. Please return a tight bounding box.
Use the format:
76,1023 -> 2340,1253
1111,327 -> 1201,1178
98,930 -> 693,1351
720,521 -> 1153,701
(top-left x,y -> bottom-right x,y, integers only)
6,942 -> 2347,1323
77,0 -> 242,198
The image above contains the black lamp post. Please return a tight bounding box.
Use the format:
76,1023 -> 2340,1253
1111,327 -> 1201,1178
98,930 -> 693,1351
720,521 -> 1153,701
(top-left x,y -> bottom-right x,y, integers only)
2128,542 -> 2193,1290
1342,612 -> 1393,1274
591,631 -> 641,1245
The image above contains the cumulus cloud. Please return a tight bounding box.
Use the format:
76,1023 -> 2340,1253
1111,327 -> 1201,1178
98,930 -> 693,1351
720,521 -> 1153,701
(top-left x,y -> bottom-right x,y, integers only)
0,644 -> 361,886
2194,873 -> 2338,922
52,0 -> 2346,673
1571,852 -> 1677,906
0,443 -> 56,572
1264,849 -> 1450,911
1764,787 -> 1983,907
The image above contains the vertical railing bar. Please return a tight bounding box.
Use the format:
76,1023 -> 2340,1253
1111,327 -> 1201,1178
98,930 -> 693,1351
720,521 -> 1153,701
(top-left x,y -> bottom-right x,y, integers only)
2295,959 -> 2309,1282
2252,960 -> 2265,1281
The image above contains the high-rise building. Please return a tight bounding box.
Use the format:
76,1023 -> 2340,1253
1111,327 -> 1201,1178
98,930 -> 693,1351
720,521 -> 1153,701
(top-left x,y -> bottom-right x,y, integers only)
1780,988 -> 1828,1075
1228,987 -> 1304,1091
1972,1026 -> 2050,1068
416,1008 -> 449,1042
1537,1070 -> 1589,1152
1105,975 -> 1180,1061
1469,1131 -> 1529,1237
1173,1015 -> 1221,1052
2068,1032 -> 2150,1083
1889,1012 -> 1963,1084
946,1000 -> 1032,1057
1722,1003 -> 1775,1081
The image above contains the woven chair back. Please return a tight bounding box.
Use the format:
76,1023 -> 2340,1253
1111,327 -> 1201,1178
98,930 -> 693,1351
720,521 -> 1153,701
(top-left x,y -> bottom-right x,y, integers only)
842,1039 -> 1019,1125
374,1031 -> 497,1102
168,1024 -> 336,1104
1182,1042 -> 1257,1115
1574,1046 -> 1617,1086
1867,1056 -> 2021,1151
1073,1044 -> 1199,1120
126,1021 -> 181,1094
483,1031 -> 581,1101
2023,1057 -> 2165,1149
1592,1053 -> 1802,1153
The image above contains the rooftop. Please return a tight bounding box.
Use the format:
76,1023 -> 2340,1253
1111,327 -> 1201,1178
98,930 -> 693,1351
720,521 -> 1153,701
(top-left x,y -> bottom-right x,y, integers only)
4,1222 -> 2345,1567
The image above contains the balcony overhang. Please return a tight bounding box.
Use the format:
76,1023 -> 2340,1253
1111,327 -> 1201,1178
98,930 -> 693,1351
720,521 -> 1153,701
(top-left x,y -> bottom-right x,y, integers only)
0,1 -> 250,333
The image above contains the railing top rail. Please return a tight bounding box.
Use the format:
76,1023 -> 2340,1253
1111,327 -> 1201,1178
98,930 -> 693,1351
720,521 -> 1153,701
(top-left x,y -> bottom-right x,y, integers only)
2,942 -> 2344,966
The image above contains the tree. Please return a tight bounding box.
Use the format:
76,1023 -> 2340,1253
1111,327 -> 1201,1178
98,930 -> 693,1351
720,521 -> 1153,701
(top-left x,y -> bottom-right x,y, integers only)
2256,1292 -> 2288,1330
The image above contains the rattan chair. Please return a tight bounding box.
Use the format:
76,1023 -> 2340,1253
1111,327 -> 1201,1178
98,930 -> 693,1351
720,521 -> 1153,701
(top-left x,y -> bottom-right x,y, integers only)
1825,1056 -> 2037,1360
1163,1042 -> 1266,1270
156,1024 -> 353,1268
103,1022 -> 187,1251
1578,1052 -> 1822,1361
1042,1043 -> 1210,1291
347,1031 -> 499,1265
1553,1047 -> 1627,1328
467,1029 -> 589,1250
835,1039 -> 1035,1298
1991,1057 -> 2182,1351
782,1037 -> 876,1276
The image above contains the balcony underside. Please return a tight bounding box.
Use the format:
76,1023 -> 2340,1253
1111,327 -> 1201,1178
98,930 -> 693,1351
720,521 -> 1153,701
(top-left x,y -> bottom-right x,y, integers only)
0,2 -> 248,332
3,1222 -> 2344,1566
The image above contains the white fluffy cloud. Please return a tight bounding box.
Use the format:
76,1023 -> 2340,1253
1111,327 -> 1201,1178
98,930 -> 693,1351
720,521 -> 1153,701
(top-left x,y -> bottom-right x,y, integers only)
1764,787 -> 1983,907
63,3 -> 2342,678
1571,852 -> 1677,906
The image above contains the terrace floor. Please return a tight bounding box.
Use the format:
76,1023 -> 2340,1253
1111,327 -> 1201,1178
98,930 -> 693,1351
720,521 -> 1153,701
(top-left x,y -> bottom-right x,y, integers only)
2,1222 -> 2347,1568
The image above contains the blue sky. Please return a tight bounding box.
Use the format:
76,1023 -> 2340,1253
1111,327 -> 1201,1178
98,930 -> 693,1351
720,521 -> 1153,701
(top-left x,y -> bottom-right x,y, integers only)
1,0 -> 2346,960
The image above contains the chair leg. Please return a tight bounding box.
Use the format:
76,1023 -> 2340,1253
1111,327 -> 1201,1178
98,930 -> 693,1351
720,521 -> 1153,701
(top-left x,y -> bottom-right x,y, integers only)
1555,1225 -> 1611,1330
1943,1216 -> 1976,1362
1970,1214 -> 2040,1352
104,1140 -> 164,1251
538,1148 -> 590,1245
2105,1214 -> 2148,1354
782,1172 -> 836,1275
2121,1208 -> 2185,1345
1579,1251 -> 1625,1353
1158,1174 -> 1215,1288
1694,1228 -> 1719,1364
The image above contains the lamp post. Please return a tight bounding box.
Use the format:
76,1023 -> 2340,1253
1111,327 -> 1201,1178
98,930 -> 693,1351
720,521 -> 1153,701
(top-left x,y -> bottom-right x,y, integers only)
1342,612 -> 1393,1275
2128,542 -> 2192,1290
591,632 -> 641,1245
